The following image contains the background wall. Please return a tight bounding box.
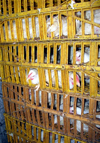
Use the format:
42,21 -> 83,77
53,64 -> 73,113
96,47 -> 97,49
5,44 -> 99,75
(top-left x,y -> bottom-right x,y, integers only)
0,81 -> 8,143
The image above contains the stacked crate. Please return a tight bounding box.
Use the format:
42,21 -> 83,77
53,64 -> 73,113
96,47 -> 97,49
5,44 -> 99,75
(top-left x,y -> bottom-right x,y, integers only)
0,0 -> 100,143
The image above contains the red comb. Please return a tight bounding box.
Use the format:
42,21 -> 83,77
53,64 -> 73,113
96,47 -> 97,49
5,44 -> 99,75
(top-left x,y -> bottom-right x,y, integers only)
76,74 -> 79,82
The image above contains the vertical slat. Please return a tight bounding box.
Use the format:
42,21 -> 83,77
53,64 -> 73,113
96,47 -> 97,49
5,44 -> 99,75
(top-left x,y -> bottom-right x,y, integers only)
81,72 -> 84,95
43,14 -> 47,40
15,19 -> 18,41
31,44 -> 34,62
59,12 -> 61,39
34,127 -> 37,141
58,135 -> 60,143
42,0 -> 45,8
64,117 -> 67,135
4,21 -> 8,41
38,14 -> 41,40
68,11 -> 73,38
3,0 -> 6,15
47,43 -> 50,64
81,122 -> 83,140
24,0 -> 27,11
48,69 -> 52,88
8,0 -> 11,15
52,133 -> 55,143
14,0 -> 17,13
32,16 -> 36,39
38,128 -> 41,142
89,99 -> 93,118
82,10 -> 84,37
50,0 -> 53,7
51,114 -> 54,130
46,131 -> 49,143
74,71 -> 76,93
32,109 -> 36,124
26,17 -> 29,40
90,42 -> 97,97
17,0 -> 21,13
26,44 -> 29,62
19,18 -> 23,41
45,113 -> 49,129
91,9 -> 93,37
58,116 -> 60,131
10,20 -> 14,41
55,70 -> 58,90
73,43 -> 76,65
30,0 -> 34,10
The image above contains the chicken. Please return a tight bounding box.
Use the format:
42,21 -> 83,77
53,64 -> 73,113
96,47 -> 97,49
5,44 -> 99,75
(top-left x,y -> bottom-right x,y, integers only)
69,72 -> 80,89
70,118 -> 89,133
54,115 -> 64,126
76,19 -> 82,35
70,106 -> 89,115
75,50 -> 90,85
45,70 -> 80,89
45,69 -> 62,88
27,68 -> 62,89
70,107 -> 89,133
22,17 -> 39,38
26,69 -> 40,91
94,9 -> 100,35
84,10 -> 91,21
76,50 -> 89,65
68,0 -> 75,9
76,9 -> 100,35
3,17 -> 39,40
76,120 -> 89,133
46,15 -> 67,38
70,106 -> 100,131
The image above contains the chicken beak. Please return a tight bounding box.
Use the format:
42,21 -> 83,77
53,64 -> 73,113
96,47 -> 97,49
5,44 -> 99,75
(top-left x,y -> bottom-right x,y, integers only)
77,81 -> 80,87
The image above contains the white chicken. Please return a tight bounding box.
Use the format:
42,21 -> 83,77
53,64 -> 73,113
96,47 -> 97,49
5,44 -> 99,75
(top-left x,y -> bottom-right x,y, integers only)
76,19 -> 82,35
69,72 -> 80,89
46,15 -> 67,38
94,9 -> 100,35
76,9 -> 100,35
70,106 -> 100,132
70,107 -> 89,133
70,106 -> 89,115
68,0 -> 76,9
44,69 -> 62,88
76,50 -> 89,65
3,17 -> 39,40
76,120 -> 89,133
54,115 -> 64,126
26,69 -> 40,91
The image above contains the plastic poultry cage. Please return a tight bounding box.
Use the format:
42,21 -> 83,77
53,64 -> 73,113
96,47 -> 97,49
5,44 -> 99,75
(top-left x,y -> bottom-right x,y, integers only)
4,113 -> 88,143
0,0 -> 100,143
2,82 -> 100,142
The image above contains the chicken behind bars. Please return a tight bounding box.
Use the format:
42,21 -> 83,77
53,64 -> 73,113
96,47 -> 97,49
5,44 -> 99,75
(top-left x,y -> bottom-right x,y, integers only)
26,69 -> 80,90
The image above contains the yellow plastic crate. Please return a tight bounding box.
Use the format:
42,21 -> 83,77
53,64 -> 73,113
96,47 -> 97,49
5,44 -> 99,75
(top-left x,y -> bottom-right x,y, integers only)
0,0 -> 100,17
0,41 -> 100,97
41,0 -> 100,9
4,113 -> 88,143
2,82 -> 100,142
0,6 -> 100,42
0,0 -> 41,16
